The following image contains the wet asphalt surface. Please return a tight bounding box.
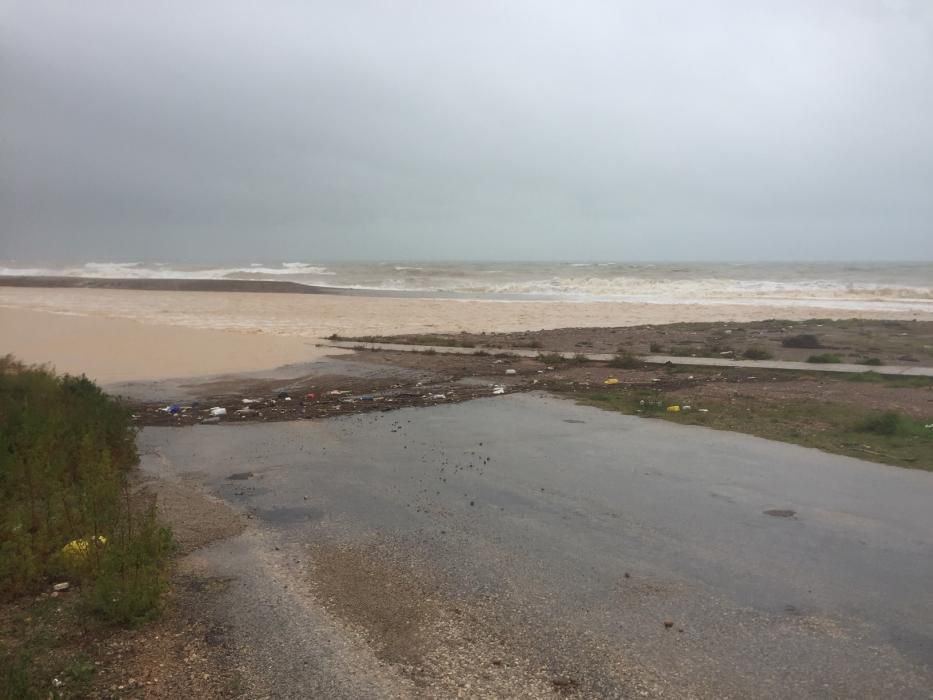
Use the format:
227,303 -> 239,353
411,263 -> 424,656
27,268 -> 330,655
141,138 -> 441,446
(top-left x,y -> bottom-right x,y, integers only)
139,393 -> 933,698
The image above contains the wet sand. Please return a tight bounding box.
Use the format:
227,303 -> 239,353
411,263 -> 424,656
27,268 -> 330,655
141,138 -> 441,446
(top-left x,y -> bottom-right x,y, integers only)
0,307 -> 326,383
3,286 -> 931,383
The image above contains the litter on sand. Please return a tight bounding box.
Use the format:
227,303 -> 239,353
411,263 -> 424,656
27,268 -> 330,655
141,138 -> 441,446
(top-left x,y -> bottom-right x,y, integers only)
209,407 -> 227,416
505,369 -> 517,375
604,377 -> 619,385
666,405 -> 681,413
492,385 -> 506,395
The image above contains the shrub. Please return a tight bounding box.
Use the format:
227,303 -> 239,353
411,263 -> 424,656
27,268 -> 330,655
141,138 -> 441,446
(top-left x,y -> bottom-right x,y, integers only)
649,342 -> 665,353
607,354 -> 642,369
860,357 -> 883,366
743,347 -> 773,360
848,371 -> 884,383
0,356 -> 170,620
857,411 -> 906,436
782,334 -> 822,348
807,353 -> 843,364
537,352 -> 567,364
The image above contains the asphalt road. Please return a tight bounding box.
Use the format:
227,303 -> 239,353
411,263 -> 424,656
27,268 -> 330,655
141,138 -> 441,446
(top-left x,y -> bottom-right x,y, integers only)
139,393 -> 933,698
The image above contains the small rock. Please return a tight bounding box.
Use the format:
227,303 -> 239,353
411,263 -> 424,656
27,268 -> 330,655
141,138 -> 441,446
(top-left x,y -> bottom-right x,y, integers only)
663,620 -> 674,629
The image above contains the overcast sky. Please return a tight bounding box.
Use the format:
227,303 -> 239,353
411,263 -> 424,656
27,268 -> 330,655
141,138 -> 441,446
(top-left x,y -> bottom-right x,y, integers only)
2,1 -> 932,262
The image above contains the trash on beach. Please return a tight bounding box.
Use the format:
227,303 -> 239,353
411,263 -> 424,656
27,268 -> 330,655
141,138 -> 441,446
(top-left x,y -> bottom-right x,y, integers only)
209,406 -> 227,416
681,405 -> 691,411
698,408 -> 710,413
201,417 -> 221,425
666,405 -> 681,413
651,378 -> 661,382
52,582 -> 70,592
493,359 -> 505,365
546,366 -> 555,371
505,369 -> 517,375
305,392 -> 316,400
241,398 -> 260,404
236,407 -> 258,416
604,377 -> 619,385
361,395 -> 375,401
492,385 -> 506,395
61,535 -> 107,564
327,390 -> 350,396
161,403 -> 181,414
431,394 -> 447,400
277,391 -> 289,399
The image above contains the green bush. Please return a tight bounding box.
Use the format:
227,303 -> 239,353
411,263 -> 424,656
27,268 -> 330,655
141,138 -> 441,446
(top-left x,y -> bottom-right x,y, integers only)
607,354 -> 642,369
537,352 -> 566,364
807,353 -> 843,364
857,411 -> 906,436
0,356 -> 170,620
782,334 -> 821,348
743,347 -> 773,360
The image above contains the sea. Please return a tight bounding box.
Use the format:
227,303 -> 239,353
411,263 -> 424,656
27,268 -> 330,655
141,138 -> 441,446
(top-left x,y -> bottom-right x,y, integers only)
1,261 -> 931,313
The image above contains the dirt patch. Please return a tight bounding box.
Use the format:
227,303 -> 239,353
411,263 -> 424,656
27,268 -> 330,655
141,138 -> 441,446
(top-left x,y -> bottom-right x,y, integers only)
303,539 -> 565,697
345,318 -> 933,367
135,478 -> 245,554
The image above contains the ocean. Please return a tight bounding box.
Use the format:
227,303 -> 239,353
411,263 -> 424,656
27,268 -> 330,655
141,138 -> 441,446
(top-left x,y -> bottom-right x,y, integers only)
1,261 -> 931,313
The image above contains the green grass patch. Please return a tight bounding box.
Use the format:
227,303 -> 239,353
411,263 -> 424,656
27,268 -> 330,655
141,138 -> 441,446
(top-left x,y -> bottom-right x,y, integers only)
568,388 -> 932,470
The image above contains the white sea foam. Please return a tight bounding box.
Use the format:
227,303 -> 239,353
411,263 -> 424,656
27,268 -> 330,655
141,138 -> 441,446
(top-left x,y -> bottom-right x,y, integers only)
1,261 -> 931,312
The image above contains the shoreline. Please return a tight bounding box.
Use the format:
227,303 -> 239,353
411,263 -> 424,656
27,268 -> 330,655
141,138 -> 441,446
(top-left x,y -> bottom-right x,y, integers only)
3,284 -> 932,384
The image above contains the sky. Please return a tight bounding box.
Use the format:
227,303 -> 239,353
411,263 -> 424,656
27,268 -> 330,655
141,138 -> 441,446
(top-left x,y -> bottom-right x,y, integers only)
1,1 -> 932,262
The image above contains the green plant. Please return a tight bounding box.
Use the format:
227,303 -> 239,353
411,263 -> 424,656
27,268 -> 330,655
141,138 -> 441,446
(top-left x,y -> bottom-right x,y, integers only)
856,411 -> 907,436
0,653 -> 37,700
607,353 -> 642,369
782,334 -> 822,348
848,371 -> 885,383
807,353 -> 843,364
0,356 -> 171,622
536,352 -> 566,364
743,347 -> 773,360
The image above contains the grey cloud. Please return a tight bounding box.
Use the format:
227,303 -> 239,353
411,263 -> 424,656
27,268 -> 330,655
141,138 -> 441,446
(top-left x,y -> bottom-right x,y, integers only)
1,0 -> 932,261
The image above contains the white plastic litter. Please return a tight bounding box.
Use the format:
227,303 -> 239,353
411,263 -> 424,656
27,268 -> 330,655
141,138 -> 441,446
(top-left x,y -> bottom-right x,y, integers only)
505,369 -> 517,375
209,407 -> 227,416
492,385 -> 506,395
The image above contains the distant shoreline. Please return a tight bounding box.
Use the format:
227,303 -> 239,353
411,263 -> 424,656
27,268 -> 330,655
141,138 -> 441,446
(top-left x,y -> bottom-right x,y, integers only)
0,276 -> 343,295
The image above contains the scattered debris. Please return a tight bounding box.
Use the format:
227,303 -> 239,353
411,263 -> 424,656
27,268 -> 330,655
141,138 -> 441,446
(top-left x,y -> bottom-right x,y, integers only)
209,407 -> 227,417
52,581 -> 70,592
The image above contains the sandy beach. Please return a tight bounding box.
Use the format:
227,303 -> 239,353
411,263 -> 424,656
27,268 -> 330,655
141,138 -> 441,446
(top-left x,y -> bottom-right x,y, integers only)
3,285 -> 933,383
